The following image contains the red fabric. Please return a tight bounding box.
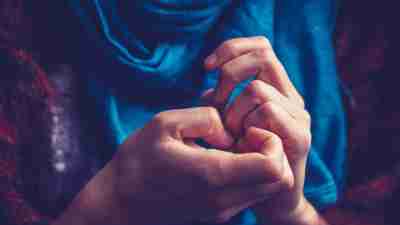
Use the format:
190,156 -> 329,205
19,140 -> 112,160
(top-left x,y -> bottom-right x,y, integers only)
0,48 -> 53,225
10,48 -> 55,98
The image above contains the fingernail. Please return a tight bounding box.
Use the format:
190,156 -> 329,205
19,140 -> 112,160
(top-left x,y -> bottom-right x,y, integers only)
200,89 -> 215,106
205,54 -> 217,69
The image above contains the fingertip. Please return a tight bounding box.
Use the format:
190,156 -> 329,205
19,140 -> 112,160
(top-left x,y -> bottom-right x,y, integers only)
244,127 -> 281,151
199,89 -> 214,105
206,130 -> 234,150
244,127 -> 266,149
203,107 -> 235,149
204,54 -> 217,70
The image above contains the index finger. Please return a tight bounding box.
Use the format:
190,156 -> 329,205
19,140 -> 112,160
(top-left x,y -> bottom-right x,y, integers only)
206,38 -> 304,108
151,107 -> 234,149
204,36 -> 271,70
257,49 -> 304,107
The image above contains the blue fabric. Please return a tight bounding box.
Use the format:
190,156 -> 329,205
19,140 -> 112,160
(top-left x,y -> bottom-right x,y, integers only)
70,0 -> 347,224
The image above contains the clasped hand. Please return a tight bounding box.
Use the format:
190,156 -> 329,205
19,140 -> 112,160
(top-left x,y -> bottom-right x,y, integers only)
112,36 -> 312,225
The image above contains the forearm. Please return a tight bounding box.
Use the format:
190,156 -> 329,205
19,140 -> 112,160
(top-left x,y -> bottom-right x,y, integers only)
257,196 -> 329,225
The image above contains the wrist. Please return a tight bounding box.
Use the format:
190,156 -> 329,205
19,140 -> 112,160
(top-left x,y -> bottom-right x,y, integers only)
53,161 -> 128,225
257,195 -> 327,225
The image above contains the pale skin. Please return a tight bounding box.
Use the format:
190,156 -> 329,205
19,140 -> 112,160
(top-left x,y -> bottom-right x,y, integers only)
204,36 -> 328,225
53,37 -> 329,225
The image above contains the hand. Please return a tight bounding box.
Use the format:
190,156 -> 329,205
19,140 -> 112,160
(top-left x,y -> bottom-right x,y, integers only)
112,107 -> 294,224
112,107 -> 293,225
204,37 -> 312,223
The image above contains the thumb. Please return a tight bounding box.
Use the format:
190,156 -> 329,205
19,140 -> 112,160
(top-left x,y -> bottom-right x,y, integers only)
235,127 -> 294,188
236,127 -> 282,154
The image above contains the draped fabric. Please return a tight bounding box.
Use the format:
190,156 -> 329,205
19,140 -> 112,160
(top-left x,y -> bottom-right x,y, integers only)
70,1 -> 347,224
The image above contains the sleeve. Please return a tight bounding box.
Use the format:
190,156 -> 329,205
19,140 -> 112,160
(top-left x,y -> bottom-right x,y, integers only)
0,113 -> 53,225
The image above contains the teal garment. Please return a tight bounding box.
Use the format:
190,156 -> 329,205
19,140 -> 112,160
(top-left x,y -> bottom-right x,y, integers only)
71,0 -> 347,224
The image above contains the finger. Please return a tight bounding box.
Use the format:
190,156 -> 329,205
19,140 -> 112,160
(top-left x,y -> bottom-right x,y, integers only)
204,36 -> 271,71
225,80 -> 308,135
243,102 -> 311,161
256,48 -> 303,105
152,107 -> 234,149
236,127 -> 286,157
236,127 -> 295,189
213,50 -> 263,106
201,129 -> 294,223
236,127 -> 293,183
200,127 -> 292,187
212,48 -> 303,108
207,38 -> 304,107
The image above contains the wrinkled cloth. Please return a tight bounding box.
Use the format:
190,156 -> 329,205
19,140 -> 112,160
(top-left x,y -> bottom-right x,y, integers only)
69,0 -> 348,224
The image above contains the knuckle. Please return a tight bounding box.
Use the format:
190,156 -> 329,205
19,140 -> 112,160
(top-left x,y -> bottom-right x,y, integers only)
254,48 -> 272,68
255,36 -> 272,49
204,107 -> 220,135
263,101 -> 279,114
204,106 -> 220,121
262,157 -> 291,189
303,110 -> 311,124
245,82 -> 279,112
298,96 -> 306,108
279,168 -> 295,192
152,111 -> 171,130
152,110 -> 185,139
267,132 -> 284,147
257,102 -> 276,123
221,65 -> 241,83
289,129 -> 312,159
260,156 -> 283,183
299,130 -> 312,156
221,40 -> 240,57
225,114 -> 237,133
246,80 -> 265,98
303,110 -> 312,128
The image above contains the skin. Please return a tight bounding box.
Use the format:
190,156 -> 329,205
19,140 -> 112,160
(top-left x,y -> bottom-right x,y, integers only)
204,36 -> 327,225
53,36 -> 329,225
54,107 -> 293,225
